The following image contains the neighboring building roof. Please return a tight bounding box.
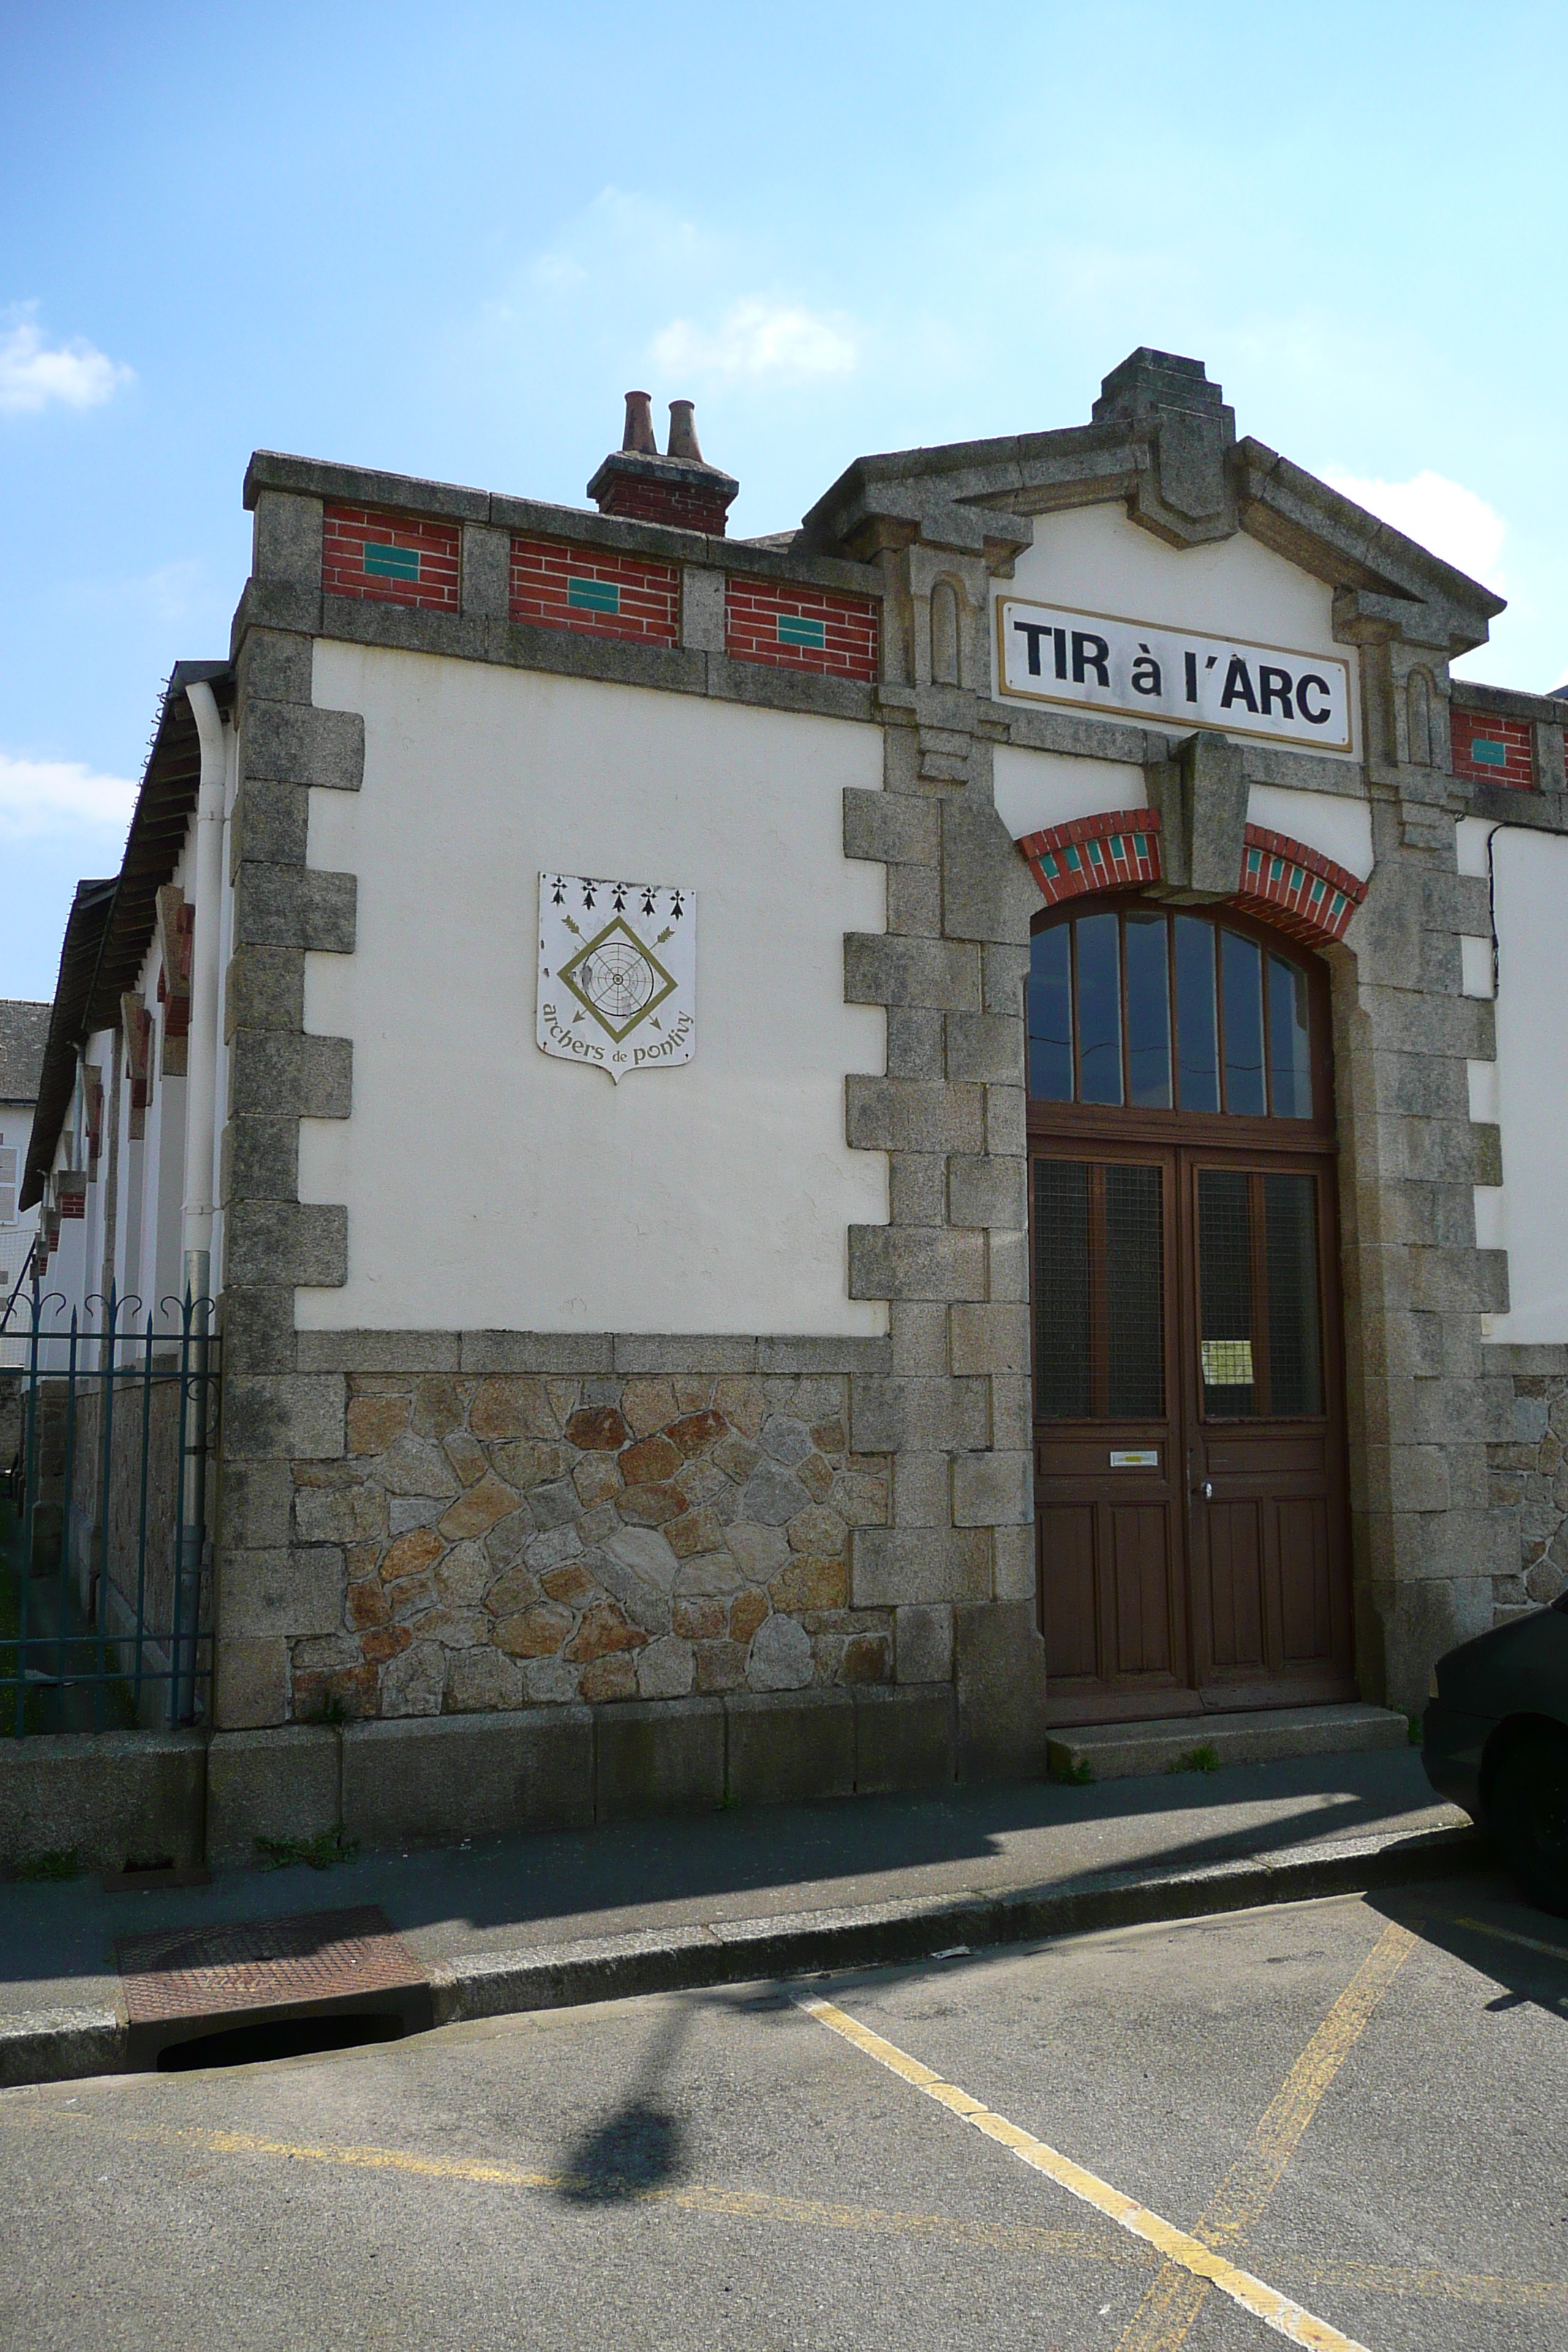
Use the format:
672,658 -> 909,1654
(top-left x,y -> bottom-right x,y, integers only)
19,881 -> 116,1211
0,1000 -> 51,1106
82,659 -> 230,1036
19,656 -> 228,1213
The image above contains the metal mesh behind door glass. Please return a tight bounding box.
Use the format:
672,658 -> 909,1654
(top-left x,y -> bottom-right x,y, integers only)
1034,1159 -> 1090,1417
1198,1168 -> 1256,1417
1105,1164 -> 1164,1416
1034,1160 -> 1164,1420
1264,1173 -> 1322,1414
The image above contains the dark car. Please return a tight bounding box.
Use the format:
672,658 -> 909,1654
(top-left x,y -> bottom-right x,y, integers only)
1423,1594 -> 1568,1915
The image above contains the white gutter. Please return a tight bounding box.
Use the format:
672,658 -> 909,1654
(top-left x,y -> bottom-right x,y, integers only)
181,679 -> 227,1305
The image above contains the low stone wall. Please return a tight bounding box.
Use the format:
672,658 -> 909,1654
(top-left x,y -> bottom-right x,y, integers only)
271,1368 -> 897,1724
206,1685 -> 959,1864
0,1730 -> 206,1874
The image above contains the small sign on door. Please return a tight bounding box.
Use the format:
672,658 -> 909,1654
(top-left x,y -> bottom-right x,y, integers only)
1109,1449 -> 1158,1468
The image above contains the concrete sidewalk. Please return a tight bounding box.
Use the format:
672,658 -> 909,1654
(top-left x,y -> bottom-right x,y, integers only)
0,1746 -> 1482,2084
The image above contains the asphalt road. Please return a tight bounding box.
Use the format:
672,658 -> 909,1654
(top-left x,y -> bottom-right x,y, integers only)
1,1876 -> 1564,2352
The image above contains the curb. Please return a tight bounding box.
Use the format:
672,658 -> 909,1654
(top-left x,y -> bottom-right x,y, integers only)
0,1823 -> 1486,2089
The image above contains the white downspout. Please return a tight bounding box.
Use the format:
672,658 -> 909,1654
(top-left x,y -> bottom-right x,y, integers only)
176,676 -> 227,1722
181,680 -> 227,1308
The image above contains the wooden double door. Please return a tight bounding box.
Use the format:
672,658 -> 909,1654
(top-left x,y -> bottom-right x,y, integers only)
1032,1137 -> 1353,1724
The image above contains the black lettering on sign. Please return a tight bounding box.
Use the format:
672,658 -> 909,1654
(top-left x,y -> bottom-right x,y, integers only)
1184,649 -> 1199,704
1071,631 -> 1110,687
1131,643 -> 1162,696
1011,619 -> 1051,676
1220,655 -> 1259,714
1052,626 -> 1068,680
1297,674 -> 1332,725
1258,666 -> 1294,719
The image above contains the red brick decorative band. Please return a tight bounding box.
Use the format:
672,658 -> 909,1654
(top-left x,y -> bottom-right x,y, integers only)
725,579 -> 878,682
510,538 -> 679,647
1014,809 -> 1366,948
1016,808 -> 1163,905
1451,706 -> 1534,789
1236,824 -> 1366,945
322,505 -> 460,612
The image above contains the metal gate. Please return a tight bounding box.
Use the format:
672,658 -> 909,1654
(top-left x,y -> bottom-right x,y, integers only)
0,1279 -> 219,1734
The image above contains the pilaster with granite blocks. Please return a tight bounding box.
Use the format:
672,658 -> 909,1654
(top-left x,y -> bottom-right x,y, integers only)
842,536 -> 1048,1777
1327,617 -> 1520,1708
215,487 -> 360,1727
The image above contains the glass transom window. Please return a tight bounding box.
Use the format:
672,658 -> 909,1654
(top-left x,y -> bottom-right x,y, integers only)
1028,905 -> 1314,1119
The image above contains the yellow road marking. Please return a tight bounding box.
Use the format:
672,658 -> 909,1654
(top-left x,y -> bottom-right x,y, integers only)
1452,1915 -> 1568,1968
1116,1918 -> 1417,2351
1,2095 -> 1563,2309
796,1993 -> 1373,2352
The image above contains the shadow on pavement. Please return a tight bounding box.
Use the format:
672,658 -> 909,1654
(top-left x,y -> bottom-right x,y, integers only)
557,2004 -> 693,2202
1366,1874 -> 1568,2026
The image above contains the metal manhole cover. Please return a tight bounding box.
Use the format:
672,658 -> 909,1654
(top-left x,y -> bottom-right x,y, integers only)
116,1904 -> 432,2067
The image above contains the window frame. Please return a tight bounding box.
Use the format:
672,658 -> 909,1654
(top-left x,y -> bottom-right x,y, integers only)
1026,894 -> 1336,1152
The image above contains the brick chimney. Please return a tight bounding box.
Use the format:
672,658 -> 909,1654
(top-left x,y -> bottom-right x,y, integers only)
587,393 -> 739,535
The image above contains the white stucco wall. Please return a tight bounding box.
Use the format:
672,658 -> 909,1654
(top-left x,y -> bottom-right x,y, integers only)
1246,783 -> 1373,881
1480,826 -> 1568,1343
992,502 -> 1359,759
298,644 -> 889,1334
991,747 -> 1373,886
992,747 -> 1147,840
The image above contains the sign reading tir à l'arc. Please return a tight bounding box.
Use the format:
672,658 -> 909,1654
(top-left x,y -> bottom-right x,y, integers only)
537,872 -> 696,1082
997,599 -> 1353,753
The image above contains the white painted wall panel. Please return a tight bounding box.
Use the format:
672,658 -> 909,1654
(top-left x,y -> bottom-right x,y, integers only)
1245,784 -> 1373,881
300,645 -> 889,1335
992,747 -> 1147,840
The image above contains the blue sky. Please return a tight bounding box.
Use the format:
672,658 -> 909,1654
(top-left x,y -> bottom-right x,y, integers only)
3,0 -> 1564,1000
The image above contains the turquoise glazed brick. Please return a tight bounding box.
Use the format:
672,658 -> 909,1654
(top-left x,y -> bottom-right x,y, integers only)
777,614 -> 826,649
1469,737 -> 1507,766
568,578 -> 620,614
363,543 -> 421,581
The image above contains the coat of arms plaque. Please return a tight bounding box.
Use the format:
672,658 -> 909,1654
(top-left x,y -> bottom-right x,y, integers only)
536,872 -> 696,1082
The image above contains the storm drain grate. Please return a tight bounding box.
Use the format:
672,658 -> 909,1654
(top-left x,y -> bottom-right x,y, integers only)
116,1904 -> 433,2069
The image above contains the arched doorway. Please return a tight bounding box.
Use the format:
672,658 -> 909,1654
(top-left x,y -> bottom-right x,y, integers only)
1028,892 -> 1353,1724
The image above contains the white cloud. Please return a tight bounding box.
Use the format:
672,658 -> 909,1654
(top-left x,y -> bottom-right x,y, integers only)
0,751 -> 137,840
0,306 -> 135,415
61,557 -> 206,627
1324,467 -> 1507,590
652,298 -> 858,385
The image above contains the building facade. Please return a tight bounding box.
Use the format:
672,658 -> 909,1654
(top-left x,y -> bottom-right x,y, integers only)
20,349 -> 1568,1839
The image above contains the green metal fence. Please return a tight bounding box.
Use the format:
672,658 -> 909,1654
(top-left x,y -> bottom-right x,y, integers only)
0,1284 -> 219,1734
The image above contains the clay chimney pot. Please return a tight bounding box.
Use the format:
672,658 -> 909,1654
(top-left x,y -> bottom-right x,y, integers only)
622,391 -> 657,455
667,399 -> 704,463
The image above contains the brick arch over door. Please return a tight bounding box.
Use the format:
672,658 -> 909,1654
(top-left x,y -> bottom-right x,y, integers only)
1014,807 -> 1368,949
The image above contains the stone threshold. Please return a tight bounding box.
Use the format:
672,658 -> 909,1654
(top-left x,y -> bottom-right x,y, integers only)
1045,1703 -> 1409,1784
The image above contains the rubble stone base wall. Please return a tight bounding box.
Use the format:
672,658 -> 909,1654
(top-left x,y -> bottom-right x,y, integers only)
1488,1362 -> 1568,1618
225,1358 -> 905,1726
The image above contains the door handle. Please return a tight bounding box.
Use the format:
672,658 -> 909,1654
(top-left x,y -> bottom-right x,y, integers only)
1192,1480 -> 1213,1501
